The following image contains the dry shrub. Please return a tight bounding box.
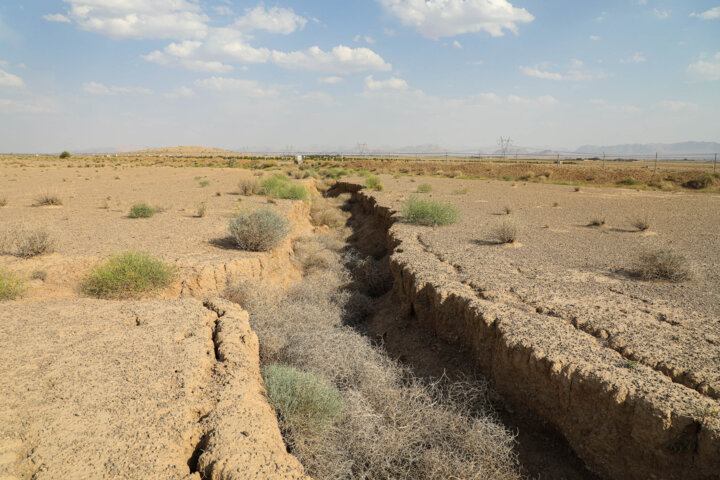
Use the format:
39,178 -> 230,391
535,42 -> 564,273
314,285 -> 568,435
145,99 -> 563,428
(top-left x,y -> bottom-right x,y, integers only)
293,236 -> 340,273
492,219 -> 519,244
633,248 -> 692,282
196,202 -> 207,218
310,198 -> 347,228
588,216 -> 606,227
632,216 -> 650,231
33,192 -> 62,206
0,197 -> 7,207
347,253 -> 393,297
9,226 -> 57,257
225,240 -> 520,480
238,177 -> 262,196
228,209 -> 289,252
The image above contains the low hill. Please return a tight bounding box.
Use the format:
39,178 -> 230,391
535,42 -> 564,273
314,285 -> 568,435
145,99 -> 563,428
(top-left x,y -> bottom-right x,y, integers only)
121,146 -> 241,157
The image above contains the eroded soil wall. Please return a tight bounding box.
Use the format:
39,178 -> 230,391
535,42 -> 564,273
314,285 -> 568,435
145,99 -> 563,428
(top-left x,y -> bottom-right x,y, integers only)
333,182 -> 720,480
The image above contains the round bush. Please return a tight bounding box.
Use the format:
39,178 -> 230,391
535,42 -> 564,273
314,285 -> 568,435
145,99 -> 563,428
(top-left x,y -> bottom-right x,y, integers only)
402,196 -> 459,226
83,251 -> 175,299
0,268 -> 24,301
128,203 -> 155,218
229,209 -> 290,252
262,364 -> 343,436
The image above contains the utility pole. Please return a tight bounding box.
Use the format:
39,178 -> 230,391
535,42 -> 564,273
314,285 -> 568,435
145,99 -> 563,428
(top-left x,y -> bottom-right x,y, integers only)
445,151 -> 448,163
515,152 -> 518,164
714,153 -> 717,173
557,153 -> 560,165
603,152 -> 606,170
654,152 -> 658,173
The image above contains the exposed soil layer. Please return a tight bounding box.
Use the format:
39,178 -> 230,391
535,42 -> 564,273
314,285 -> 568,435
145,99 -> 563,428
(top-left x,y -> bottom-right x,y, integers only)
333,180 -> 720,480
0,298 -> 307,480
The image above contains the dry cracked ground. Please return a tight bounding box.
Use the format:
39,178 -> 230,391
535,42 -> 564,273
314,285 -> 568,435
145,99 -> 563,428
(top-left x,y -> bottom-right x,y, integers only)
0,165 -> 313,480
2,161 -> 719,480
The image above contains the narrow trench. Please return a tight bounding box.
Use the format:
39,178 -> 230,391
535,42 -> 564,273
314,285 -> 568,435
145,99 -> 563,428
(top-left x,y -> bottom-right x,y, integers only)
230,188 -> 600,479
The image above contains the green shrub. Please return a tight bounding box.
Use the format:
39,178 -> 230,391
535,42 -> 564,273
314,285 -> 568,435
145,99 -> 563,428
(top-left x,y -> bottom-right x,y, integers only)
364,175 -> 383,191
0,268 -> 24,301
402,196 -> 459,226
618,177 -> 639,185
633,248 -> 692,282
199,180 -> 210,187
261,175 -> 308,200
229,209 -> 289,251
683,174 -> 714,190
128,203 -> 155,218
83,251 -> 175,299
59,151 -> 71,159
263,364 -> 343,436
416,183 -> 433,193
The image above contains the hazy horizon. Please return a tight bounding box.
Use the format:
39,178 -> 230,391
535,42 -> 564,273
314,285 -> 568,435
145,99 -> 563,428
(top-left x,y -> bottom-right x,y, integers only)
1,1 -> 719,152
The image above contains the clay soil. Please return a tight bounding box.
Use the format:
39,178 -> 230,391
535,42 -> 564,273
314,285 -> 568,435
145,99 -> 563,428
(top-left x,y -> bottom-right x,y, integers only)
355,175 -> 720,401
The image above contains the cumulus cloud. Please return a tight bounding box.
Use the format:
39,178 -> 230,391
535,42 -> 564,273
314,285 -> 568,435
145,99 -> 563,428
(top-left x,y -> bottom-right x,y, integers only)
653,8 -> 670,19
691,7 -> 720,20
687,52 -> 720,81
364,75 -> 408,91
520,64 -> 608,81
318,76 -> 344,84
380,0 -> 534,39
46,0 -> 209,40
43,13 -> 71,23
0,69 -> 26,88
0,97 -> 57,114
233,5 -> 306,34
507,94 -> 557,106
620,52 -> 647,64
83,81 -> 152,95
194,77 -> 279,98
165,86 -> 195,99
272,45 -> 392,74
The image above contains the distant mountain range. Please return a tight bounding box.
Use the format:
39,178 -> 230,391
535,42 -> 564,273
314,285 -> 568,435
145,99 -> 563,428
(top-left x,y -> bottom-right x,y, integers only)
575,142 -> 720,156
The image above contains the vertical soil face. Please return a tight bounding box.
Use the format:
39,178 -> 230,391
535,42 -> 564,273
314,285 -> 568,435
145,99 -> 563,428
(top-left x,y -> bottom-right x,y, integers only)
331,181 -> 720,480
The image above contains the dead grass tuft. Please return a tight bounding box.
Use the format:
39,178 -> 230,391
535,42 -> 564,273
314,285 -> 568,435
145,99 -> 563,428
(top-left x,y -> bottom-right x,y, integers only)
588,216 -> 606,227
238,177 -> 262,196
7,226 -> 57,257
633,248 -> 692,282
632,216 -> 651,231
491,219 -> 519,244
33,192 -> 63,207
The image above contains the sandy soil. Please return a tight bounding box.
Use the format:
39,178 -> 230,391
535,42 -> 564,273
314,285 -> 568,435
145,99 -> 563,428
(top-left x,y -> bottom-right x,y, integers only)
0,166 -> 312,299
355,175 -> 720,401
0,298 -> 307,480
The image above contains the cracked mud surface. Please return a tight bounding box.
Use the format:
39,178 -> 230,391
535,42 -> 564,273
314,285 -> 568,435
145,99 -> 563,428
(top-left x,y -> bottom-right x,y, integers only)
338,178 -> 720,479
0,298 -> 307,480
355,175 -> 720,403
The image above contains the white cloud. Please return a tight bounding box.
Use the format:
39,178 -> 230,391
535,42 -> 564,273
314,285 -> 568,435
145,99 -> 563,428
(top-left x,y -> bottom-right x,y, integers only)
83,81 -> 152,95
589,35 -> 600,41
507,94 -> 557,106
165,86 -> 195,99
272,45 -> 392,74
0,97 -> 57,114
318,76 -> 344,85
520,64 -> 608,81
595,11 -> 607,22
0,61 -> 7,67
690,7 -> 720,20
452,40 -> 463,49
653,8 -> 670,19
194,77 -> 278,98
620,52 -> 647,64
470,92 -> 502,103
234,5 -> 306,35
364,75 -> 408,91
43,13 -> 71,23
50,0 -> 209,40
212,6 -> 233,16
658,101 -> 699,111
569,58 -> 584,68
0,69 -> 26,88
687,52 -> 720,81
380,0 -> 534,39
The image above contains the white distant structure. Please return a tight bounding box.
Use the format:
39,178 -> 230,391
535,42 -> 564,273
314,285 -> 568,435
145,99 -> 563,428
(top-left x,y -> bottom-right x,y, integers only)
295,155 -> 303,165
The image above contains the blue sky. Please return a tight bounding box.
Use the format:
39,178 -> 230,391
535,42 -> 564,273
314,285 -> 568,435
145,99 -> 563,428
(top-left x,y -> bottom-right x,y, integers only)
0,0 -> 719,153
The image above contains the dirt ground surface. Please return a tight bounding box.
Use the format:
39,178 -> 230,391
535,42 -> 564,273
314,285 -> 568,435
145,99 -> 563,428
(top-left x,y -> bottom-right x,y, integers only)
0,298 -> 307,480
0,166 -> 313,299
355,175 -> 720,400
337,176 -> 720,479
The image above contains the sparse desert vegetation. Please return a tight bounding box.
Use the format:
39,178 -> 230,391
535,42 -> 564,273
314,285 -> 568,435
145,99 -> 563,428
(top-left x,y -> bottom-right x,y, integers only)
402,196 -> 459,226
588,216 -> 606,227
633,247 -> 692,282
364,175 -> 384,191
417,182 -> 433,193
83,251 -> 175,299
261,174 -> 309,200
632,216 -> 651,231
228,208 -> 289,251
492,218 -> 520,244
128,202 -> 155,218
0,268 -> 24,300
33,192 -> 62,206
239,177 -> 262,196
